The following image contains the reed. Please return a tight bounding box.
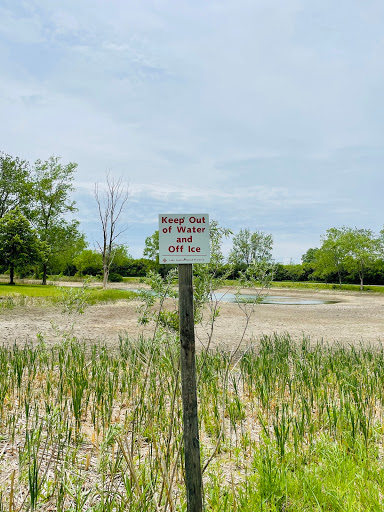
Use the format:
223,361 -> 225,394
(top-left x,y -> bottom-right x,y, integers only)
0,333 -> 383,510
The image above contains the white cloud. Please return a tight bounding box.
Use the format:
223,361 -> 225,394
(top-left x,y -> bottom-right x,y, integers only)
1,0 -> 383,262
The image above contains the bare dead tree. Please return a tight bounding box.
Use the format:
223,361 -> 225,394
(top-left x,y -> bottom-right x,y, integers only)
94,172 -> 130,288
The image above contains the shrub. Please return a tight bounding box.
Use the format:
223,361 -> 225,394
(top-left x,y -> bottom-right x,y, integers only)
108,272 -> 123,282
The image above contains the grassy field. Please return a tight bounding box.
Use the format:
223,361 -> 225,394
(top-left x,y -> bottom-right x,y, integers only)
0,283 -> 137,309
0,333 -> 384,510
2,274 -> 384,299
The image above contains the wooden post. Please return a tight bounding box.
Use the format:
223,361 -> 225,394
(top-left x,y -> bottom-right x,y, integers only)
178,264 -> 203,512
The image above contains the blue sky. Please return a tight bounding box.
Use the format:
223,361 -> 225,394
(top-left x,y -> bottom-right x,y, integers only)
1,0 -> 383,262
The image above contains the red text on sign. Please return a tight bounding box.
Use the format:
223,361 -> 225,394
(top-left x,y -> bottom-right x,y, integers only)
162,217 -> 185,224
168,245 -> 201,253
177,226 -> 205,233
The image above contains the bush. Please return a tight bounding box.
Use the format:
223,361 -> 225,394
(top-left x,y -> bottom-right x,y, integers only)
108,272 -> 123,282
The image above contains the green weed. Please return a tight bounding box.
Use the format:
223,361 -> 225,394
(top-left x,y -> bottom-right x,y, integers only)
0,334 -> 383,510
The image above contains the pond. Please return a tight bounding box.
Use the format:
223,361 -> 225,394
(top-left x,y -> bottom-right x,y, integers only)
127,289 -> 339,305
212,292 -> 339,305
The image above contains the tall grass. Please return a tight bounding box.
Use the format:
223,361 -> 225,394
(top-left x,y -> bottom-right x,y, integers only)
0,334 -> 384,510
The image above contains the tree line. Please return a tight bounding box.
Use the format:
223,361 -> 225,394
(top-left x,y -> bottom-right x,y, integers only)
0,152 -> 84,285
143,227 -> 384,289
1,151 -> 383,288
0,152 -> 132,287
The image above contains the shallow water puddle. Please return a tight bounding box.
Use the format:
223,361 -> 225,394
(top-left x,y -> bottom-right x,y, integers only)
128,288 -> 339,305
213,293 -> 339,305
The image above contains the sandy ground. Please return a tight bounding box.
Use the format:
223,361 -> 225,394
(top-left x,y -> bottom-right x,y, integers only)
1,283 -> 383,351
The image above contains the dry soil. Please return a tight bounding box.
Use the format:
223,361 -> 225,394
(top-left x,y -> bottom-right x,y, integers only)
1,284 -> 383,352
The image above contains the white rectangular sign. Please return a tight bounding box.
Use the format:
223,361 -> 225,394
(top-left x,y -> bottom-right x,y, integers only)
159,213 -> 210,264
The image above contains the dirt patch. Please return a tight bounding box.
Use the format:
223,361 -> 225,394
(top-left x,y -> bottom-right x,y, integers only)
0,285 -> 383,350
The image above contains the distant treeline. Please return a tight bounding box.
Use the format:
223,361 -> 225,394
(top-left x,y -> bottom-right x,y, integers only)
215,261 -> 384,286
272,261 -> 384,286
3,251 -> 383,286
1,150 -> 383,288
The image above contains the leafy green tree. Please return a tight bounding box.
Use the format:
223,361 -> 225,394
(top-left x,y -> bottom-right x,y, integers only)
301,247 -> 319,264
73,249 -> 103,276
0,152 -> 32,218
139,220 -> 234,328
314,227 -> 382,289
229,228 -> 273,266
313,228 -> 349,286
109,245 -> 133,278
193,220 -> 233,322
343,228 -> 382,290
31,156 -> 78,285
143,230 -> 159,261
111,244 -> 131,265
209,220 -> 233,268
0,208 -> 44,284
74,246 -> 132,277
300,248 -> 319,281
46,220 -> 87,276
286,260 -> 305,282
365,258 -> 384,286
